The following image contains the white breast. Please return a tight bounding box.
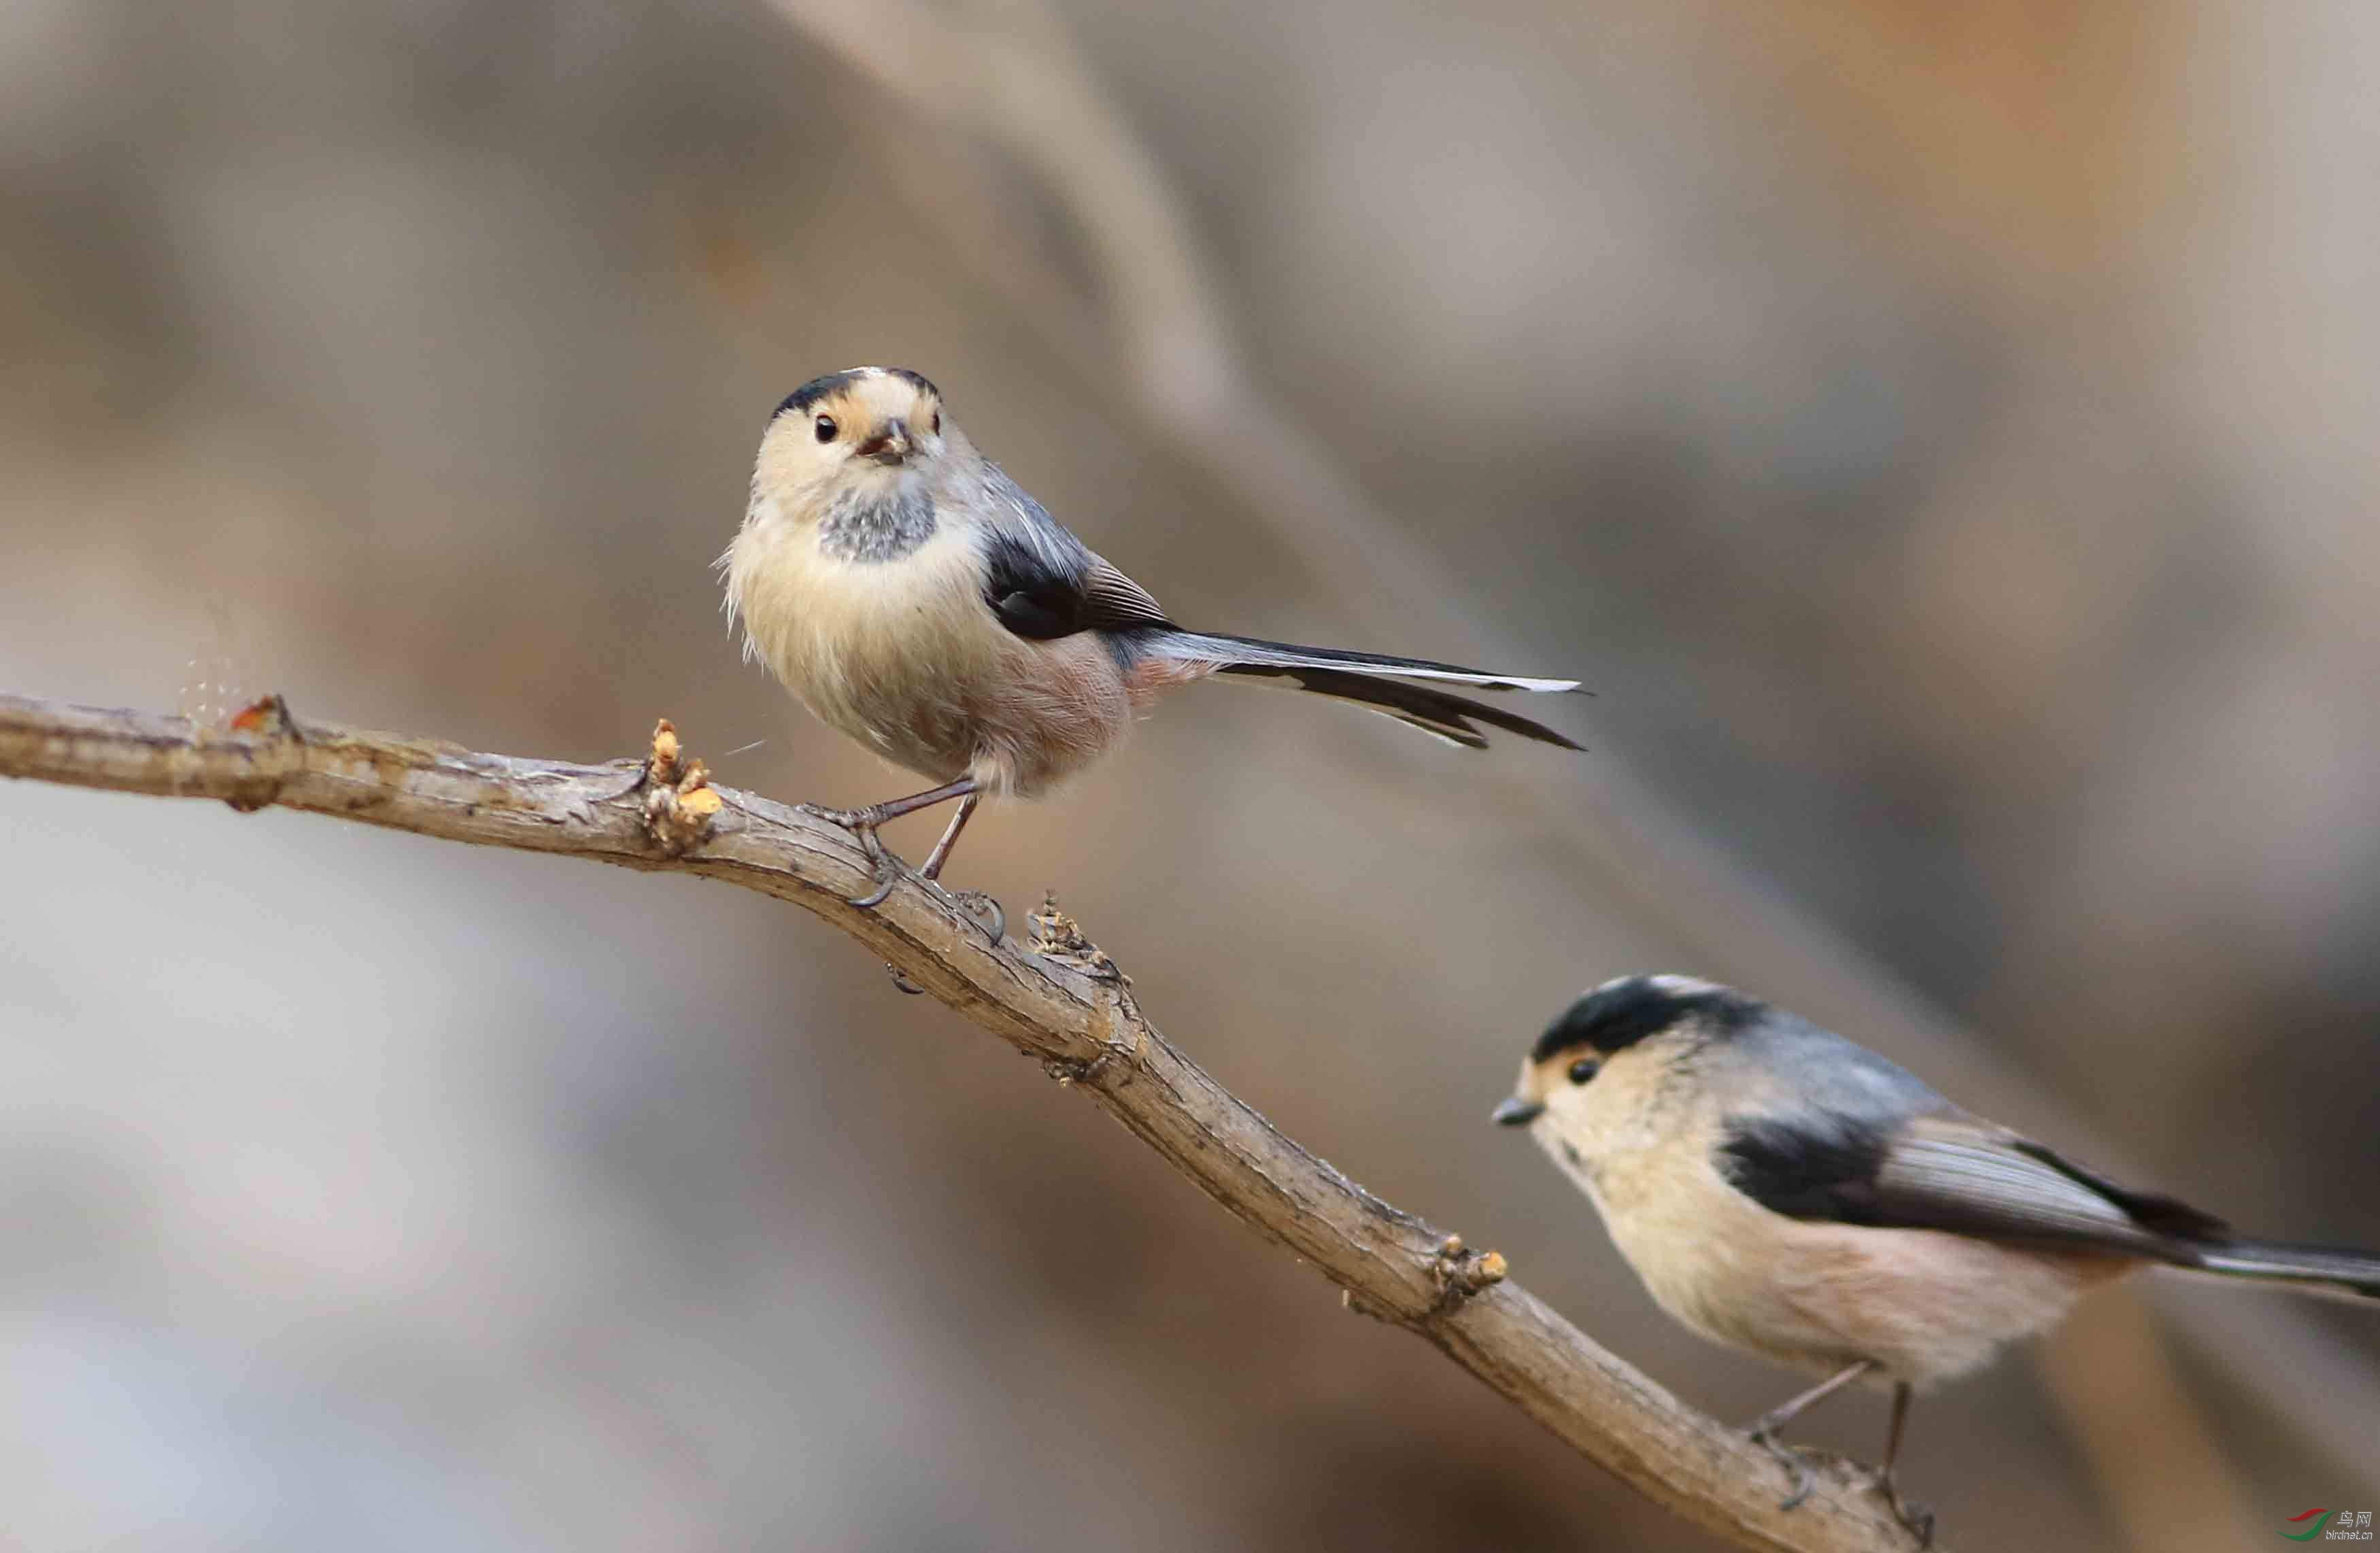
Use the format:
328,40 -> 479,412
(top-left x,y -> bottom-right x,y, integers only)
725,512 -> 1134,796
1535,1094 -> 2126,1388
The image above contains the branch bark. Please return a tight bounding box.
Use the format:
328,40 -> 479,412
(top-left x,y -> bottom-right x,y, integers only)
0,690 -> 1926,1552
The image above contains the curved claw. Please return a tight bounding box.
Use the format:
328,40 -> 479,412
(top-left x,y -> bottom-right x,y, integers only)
1866,1474 -> 1933,1547
884,963 -> 927,995
1748,1427 -> 1816,1512
948,889 -> 1006,944
833,823 -> 909,910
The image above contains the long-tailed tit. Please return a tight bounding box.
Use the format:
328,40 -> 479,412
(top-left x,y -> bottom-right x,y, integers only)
725,367 -> 1582,911
1494,974 -> 2379,1542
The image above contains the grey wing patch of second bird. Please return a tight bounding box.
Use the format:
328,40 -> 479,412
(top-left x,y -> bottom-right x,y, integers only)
1719,1105 -> 2226,1255
1866,1117 -> 2224,1248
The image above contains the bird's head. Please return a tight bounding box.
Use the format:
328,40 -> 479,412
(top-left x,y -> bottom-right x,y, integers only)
752,366 -> 952,515
1493,974 -> 1755,1137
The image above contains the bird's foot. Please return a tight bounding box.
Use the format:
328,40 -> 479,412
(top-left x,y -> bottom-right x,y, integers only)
798,804 -> 913,909
1743,1419 -> 1817,1513
871,888 -> 997,991
798,807 -> 1002,987
938,886 -> 1006,945
796,803 -> 925,991
1862,1469 -> 1934,1548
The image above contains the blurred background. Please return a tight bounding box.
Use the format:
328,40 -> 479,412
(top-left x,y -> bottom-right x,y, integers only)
1,0 -> 2375,1548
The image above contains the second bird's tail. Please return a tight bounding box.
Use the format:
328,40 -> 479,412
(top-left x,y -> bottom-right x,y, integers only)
2186,1239 -> 2380,1300
1148,631 -> 1584,751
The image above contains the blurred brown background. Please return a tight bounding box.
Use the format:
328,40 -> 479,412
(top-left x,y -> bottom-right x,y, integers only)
1,1 -> 2375,1549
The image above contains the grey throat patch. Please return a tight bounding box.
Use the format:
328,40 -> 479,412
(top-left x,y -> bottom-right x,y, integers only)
817,485 -> 937,563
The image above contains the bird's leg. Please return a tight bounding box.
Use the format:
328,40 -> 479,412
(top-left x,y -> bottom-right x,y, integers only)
802,777 -> 979,909
919,791 -> 979,880
917,792 -> 1004,944
1743,1360 -> 1875,1512
1867,1381 -> 1934,1547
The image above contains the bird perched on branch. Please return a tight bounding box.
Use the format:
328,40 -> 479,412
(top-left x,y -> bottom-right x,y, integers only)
724,366 -> 1581,913
1493,974 -> 2380,1544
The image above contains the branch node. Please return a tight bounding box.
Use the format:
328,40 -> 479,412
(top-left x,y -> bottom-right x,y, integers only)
1027,891 -> 1145,1085
647,718 -> 684,787
1425,1232 -> 1509,1314
220,693 -> 302,813
1027,890 -> 1129,985
1040,1015 -> 1144,1090
641,719 -> 721,856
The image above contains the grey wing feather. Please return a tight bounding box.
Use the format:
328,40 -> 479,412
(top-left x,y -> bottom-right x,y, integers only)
973,462 -> 1178,639
979,460 -> 1082,548
966,460 -> 1581,757
1081,558 -> 1173,632
1715,1022 -> 2380,1293
1869,1116 -> 2224,1251
1716,1022 -> 2224,1255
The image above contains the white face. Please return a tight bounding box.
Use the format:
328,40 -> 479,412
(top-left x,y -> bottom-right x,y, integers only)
1499,974 -> 1733,1155
753,369 -> 951,519
1508,1030 -> 1701,1178
1518,1046 -> 1612,1154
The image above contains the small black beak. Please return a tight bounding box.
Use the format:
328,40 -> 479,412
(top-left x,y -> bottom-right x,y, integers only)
855,417 -> 912,464
1491,1097 -> 1544,1127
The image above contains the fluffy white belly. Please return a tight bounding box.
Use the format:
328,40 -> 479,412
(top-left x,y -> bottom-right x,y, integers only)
1554,1136 -> 2128,1387
728,520 -> 1132,795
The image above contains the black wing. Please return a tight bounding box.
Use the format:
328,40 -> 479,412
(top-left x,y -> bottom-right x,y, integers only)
1718,1108 -> 2225,1253
973,461 -> 1172,641
981,530 -> 1172,641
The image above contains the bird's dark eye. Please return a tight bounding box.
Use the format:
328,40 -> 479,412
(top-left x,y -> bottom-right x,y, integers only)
813,414 -> 838,443
1567,1057 -> 1600,1085
930,410 -> 942,434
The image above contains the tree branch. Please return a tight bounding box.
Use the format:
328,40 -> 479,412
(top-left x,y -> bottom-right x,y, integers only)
0,690 -> 1926,1552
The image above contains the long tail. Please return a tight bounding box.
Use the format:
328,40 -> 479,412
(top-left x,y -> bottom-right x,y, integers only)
1149,631 -> 1584,751
2184,1239 -> 2380,1300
